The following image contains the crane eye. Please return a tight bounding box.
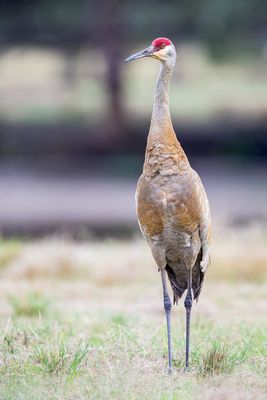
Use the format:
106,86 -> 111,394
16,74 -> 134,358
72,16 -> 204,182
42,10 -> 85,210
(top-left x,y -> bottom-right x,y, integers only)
160,43 -> 166,49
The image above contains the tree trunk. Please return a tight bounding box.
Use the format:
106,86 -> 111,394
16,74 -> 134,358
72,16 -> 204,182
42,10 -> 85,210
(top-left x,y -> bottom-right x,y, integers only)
101,0 -> 125,144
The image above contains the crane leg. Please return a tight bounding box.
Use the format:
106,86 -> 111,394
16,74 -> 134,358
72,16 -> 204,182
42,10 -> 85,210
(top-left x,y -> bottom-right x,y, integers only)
184,268 -> 193,370
161,268 -> 172,374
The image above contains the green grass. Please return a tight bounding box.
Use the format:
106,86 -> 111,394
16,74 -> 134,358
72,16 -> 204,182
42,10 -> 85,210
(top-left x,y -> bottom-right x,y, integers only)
8,292 -> 49,317
0,315 -> 266,399
32,340 -> 90,376
0,235 -> 266,399
0,238 -> 22,269
195,339 -> 249,377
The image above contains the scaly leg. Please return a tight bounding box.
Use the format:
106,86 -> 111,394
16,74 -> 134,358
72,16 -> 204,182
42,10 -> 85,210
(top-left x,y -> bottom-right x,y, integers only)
184,268 -> 193,370
161,269 -> 172,373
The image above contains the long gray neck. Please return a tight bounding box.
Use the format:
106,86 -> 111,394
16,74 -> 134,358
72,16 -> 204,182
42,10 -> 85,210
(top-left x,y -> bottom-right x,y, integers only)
150,61 -> 175,133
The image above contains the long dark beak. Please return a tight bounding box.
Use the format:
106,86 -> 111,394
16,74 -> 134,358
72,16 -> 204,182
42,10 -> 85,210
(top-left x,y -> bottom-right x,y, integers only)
124,45 -> 154,62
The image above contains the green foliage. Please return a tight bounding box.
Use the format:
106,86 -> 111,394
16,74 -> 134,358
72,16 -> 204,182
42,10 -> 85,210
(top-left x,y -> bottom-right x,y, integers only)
0,313 -> 265,399
1,0 -> 266,55
3,334 -> 16,354
195,339 -> 249,377
0,238 -> 266,399
0,239 -> 22,269
124,0 -> 266,56
8,292 -> 49,317
33,341 -> 90,376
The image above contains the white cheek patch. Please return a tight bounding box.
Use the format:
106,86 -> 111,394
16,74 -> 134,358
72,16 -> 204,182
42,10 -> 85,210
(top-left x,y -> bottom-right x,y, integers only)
162,46 -> 172,55
153,45 -> 172,59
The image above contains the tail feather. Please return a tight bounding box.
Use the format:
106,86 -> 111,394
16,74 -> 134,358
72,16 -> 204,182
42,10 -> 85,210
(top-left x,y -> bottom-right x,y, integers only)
165,249 -> 206,304
192,250 -> 205,301
165,264 -> 186,304
193,267 -> 204,301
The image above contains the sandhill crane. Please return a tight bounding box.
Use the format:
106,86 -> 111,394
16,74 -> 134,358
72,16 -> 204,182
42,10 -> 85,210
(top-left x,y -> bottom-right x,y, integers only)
125,38 -> 211,372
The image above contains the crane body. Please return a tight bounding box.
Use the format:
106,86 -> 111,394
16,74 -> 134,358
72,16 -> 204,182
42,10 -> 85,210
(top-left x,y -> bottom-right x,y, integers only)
125,37 -> 211,372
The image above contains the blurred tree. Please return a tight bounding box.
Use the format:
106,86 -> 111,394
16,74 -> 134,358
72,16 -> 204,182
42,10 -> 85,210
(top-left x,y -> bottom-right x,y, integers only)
1,0 -> 266,53
97,0 -> 125,144
0,0 -> 266,148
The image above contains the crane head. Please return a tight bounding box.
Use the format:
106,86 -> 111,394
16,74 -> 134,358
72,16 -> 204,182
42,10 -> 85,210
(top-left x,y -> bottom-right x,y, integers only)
124,37 -> 176,64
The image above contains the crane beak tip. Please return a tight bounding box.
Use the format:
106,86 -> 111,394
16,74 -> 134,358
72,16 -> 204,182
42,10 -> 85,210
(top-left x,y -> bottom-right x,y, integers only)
124,55 -> 136,62
124,47 -> 154,63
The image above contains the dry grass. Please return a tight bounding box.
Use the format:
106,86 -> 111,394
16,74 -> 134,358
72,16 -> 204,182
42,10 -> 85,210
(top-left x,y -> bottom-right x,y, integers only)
0,225 -> 266,399
1,238 -> 81,280
1,224 -> 267,283
210,224 -> 267,282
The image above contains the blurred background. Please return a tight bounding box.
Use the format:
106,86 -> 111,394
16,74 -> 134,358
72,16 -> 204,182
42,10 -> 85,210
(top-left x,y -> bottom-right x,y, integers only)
0,0 -> 267,237
0,4 -> 267,397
